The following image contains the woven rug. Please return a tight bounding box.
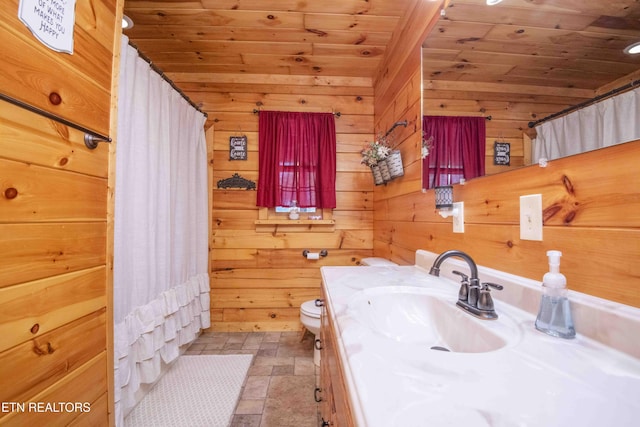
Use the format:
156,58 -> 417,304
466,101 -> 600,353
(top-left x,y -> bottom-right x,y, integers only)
125,354 -> 253,427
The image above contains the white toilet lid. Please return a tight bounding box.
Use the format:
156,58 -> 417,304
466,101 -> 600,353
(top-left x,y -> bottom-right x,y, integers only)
301,300 -> 321,318
361,257 -> 398,267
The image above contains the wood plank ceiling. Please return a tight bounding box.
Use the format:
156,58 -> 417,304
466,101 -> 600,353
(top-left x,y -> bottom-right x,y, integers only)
123,0 -> 640,117
424,0 -> 640,97
122,0 -> 413,78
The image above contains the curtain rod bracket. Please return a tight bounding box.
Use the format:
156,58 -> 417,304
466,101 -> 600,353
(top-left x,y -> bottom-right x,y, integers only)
84,133 -> 111,150
384,120 -> 408,138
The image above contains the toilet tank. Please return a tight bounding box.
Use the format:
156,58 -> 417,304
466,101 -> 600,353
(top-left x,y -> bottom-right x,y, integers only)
361,257 -> 398,267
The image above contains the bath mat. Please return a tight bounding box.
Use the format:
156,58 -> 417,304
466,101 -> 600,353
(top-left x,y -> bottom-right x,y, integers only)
125,354 -> 253,427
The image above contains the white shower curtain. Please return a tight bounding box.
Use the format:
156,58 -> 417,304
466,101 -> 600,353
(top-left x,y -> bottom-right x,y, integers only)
113,35 -> 210,425
533,86 -> 640,162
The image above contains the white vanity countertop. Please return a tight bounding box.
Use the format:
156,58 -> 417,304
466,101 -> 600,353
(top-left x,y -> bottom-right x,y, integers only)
320,261 -> 640,427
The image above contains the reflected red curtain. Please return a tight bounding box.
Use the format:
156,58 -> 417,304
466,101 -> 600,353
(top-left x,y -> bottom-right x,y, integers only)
257,111 -> 336,208
422,116 -> 486,189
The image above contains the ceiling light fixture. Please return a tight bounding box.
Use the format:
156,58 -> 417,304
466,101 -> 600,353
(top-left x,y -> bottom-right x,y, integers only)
486,0 -> 504,5
122,15 -> 134,30
624,41 -> 640,55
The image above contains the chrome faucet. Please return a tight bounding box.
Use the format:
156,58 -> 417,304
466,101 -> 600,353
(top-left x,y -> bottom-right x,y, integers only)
429,250 -> 503,320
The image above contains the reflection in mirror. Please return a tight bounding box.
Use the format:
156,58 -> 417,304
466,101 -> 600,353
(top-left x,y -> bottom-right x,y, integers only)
420,0 -> 640,191
531,86 -> 640,163
422,116 -> 486,189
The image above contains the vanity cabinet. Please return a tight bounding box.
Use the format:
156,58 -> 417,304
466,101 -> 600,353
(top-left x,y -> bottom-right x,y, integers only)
319,289 -> 355,427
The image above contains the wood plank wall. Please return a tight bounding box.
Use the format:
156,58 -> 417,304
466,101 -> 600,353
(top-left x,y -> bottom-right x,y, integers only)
0,0 -> 122,424
0,103 -> 111,426
373,0 -> 444,199
184,75 -> 377,331
374,1 -> 640,308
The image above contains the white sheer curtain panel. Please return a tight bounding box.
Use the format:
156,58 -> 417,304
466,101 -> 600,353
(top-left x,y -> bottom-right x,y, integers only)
113,35 -> 210,425
533,86 -> 640,162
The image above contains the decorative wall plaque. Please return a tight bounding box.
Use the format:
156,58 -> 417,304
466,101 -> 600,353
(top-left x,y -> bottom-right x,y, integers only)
493,141 -> 511,166
229,135 -> 247,160
217,173 -> 256,190
19,0 -> 77,54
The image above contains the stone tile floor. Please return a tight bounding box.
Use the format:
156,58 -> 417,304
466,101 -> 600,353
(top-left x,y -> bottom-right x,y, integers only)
185,330 -> 319,427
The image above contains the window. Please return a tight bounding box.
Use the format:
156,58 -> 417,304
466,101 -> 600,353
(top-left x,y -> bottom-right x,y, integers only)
275,206 -> 316,213
257,111 -> 337,208
422,116 -> 486,189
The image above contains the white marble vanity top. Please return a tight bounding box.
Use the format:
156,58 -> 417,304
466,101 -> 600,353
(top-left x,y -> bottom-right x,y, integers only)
320,250 -> 640,427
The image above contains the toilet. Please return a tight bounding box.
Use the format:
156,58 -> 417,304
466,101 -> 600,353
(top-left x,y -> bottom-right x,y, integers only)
359,257 -> 399,268
300,299 -> 322,366
300,257 -> 398,366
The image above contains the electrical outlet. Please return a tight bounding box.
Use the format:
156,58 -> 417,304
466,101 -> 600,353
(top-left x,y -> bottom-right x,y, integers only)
453,202 -> 464,233
520,194 -> 543,241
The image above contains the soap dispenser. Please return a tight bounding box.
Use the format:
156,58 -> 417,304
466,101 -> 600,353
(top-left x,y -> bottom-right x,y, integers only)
535,250 -> 576,339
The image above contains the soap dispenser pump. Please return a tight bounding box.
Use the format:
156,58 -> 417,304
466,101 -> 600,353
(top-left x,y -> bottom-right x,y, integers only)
535,250 -> 576,339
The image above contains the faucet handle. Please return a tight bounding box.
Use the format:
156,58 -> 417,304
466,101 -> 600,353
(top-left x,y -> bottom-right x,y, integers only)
477,282 -> 504,312
482,282 -> 504,291
453,270 -> 469,302
452,270 -> 469,282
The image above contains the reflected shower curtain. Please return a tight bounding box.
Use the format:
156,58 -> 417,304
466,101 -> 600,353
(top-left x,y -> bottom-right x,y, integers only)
113,35 -> 210,425
533,86 -> 640,162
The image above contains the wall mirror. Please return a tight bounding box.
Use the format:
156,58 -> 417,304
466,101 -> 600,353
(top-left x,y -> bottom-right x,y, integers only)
421,0 -> 640,190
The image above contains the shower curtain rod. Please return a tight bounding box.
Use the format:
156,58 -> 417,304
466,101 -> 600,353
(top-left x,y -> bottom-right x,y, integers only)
128,42 -> 208,118
528,79 -> 640,128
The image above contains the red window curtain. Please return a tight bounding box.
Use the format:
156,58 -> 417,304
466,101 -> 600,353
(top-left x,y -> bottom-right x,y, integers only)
422,116 -> 486,189
257,111 -> 336,208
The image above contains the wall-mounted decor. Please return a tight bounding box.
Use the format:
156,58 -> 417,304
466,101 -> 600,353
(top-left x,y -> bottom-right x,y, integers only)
361,120 -> 407,185
229,135 -> 247,160
217,173 -> 256,190
494,141 -> 511,166
19,0 -> 77,54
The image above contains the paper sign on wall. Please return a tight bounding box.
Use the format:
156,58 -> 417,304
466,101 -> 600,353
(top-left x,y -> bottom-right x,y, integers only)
18,0 -> 77,54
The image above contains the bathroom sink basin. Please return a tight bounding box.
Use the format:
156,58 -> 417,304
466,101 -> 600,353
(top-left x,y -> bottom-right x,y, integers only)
347,286 -> 513,353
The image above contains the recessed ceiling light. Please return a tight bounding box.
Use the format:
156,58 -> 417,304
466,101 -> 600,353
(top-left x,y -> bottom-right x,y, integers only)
122,15 -> 134,30
624,41 -> 640,55
486,0 -> 504,5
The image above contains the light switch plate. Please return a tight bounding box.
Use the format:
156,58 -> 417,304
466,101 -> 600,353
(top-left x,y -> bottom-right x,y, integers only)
453,202 -> 464,233
520,194 -> 543,241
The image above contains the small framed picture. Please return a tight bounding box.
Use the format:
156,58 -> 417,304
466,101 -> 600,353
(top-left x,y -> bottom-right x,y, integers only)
493,141 -> 510,166
229,136 -> 247,160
